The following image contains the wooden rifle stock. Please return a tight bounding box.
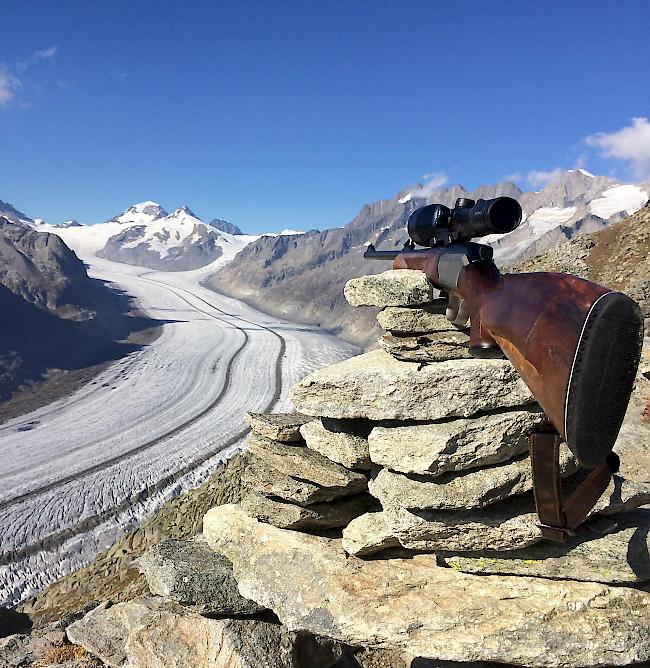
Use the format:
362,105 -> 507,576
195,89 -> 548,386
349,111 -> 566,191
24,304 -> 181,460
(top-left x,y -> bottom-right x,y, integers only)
393,248 -> 643,470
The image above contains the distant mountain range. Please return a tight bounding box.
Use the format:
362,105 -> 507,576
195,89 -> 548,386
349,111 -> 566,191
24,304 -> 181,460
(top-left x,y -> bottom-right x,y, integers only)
208,170 -> 649,343
2,169 -> 648,353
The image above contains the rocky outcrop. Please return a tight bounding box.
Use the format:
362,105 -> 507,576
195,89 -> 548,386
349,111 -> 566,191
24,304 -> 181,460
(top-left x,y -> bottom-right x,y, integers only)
367,408 -> 543,475
299,420 -> 372,469
290,349 -> 534,421
204,505 -> 650,667
67,597 -> 343,668
134,537 -> 264,615
343,270 -> 433,307
368,447 -> 577,511
245,412 -> 310,443
246,433 -> 368,502
375,307 -> 451,335
240,492 -> 378,530
442,509 -> 650,584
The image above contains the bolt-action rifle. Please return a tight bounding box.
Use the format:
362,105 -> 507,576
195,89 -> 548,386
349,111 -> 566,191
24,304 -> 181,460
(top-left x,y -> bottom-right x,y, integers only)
365,197 -> 644,540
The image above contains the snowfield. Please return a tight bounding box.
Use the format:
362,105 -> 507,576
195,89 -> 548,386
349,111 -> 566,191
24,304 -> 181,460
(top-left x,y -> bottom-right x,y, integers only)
0,238 -> 358,607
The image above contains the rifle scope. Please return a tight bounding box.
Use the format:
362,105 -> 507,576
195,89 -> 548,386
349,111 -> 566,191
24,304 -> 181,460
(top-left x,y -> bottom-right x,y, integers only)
407,197 -> 522,247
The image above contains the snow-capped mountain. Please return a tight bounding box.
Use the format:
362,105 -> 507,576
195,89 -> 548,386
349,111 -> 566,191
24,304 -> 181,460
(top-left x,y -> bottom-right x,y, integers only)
106,201 -> 169,226
99,204 -> 253,271
0,199 -> 34,226
478,170 -> 649,261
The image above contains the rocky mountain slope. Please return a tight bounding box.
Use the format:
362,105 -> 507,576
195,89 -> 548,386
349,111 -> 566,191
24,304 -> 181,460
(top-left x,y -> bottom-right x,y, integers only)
208,175 -> 649,344
209,218 -> 243,235
0,199 -> 34,226
0,217 -> 147,400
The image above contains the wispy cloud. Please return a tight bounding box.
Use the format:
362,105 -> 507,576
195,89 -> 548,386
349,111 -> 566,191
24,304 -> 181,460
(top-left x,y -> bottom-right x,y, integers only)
0,68 -> 21,106
410,172 -> 449,197
0,46 -> 57,108
526,168 -> 564,188
585,117 -> 650,179
503,172 -> 523,182
15,46 -> 57,73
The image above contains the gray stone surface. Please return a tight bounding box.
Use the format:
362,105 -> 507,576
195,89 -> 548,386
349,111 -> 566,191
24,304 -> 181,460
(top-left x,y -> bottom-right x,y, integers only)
378,333 -> 472,362
290,349 -> 535,421
376,308 -> 457,335
591,476 -> 650,515
442,510 -> 650,583
341,511 -> 401,556
368,446 -> 577,511
246,412 -> 310,442
67,596 -> 343,668
246,432 -> 367,493
382,503 -> 544,552
384,476 -> 650,552
204,504 -> 650,667
241,455 -> 366,506
344,270 -> 433,308
368,408 -> 544,475
135,537 -> 264,615
300,420 -> 372,469
240,492 -> 378,530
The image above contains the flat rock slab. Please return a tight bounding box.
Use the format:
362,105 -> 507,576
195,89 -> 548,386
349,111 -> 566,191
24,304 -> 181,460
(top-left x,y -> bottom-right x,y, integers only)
242,455 -> 366,506
290,349 -> 535,421
379,333 -> 472,363
134,537 -> 264,615
204,505 -> 650,667
344,270 -> 433,308
246,412 -> 310,442
246,432 -> 367,491
368,446 -> 577,511
376,308 -> 457,335
384,477 -> 650,552
341,511 -> 402,556
67,597 -> 343,668
300,420 -> 372,469
442,510 -> 650,584
240,492 -> 378,530
383,503 -> 543,552
368,407 -> 544,475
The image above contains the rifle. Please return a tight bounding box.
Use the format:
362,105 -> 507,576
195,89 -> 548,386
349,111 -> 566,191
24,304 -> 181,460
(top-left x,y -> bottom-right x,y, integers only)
365,197 -> 644,540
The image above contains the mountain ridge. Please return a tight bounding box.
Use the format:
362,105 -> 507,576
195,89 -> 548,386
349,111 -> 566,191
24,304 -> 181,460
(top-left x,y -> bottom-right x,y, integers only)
207,171 -> 649,344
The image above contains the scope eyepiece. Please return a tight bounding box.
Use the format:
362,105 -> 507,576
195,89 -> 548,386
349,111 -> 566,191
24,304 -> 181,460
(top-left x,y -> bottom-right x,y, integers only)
406,196 -> 522,247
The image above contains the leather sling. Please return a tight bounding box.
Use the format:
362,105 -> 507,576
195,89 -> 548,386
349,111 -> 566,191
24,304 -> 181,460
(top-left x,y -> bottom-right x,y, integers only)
528,426 -> 619,541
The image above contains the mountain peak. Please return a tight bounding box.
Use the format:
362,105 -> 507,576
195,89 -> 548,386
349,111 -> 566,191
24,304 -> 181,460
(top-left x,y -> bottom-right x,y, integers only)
108,201 -> 168,225
170,205 -> 200,220
209,218 -> 243,235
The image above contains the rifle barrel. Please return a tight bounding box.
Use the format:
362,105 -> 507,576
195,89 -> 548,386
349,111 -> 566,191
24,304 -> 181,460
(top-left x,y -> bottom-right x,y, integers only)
363,245 -> 400,260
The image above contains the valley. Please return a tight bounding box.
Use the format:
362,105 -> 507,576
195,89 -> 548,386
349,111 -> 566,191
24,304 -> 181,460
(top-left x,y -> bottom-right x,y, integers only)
0,252 -> 357,608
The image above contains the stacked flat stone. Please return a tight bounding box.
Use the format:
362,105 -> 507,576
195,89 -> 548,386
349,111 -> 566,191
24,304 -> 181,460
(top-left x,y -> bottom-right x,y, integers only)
286,269 -> 650,564
239,412 -> 378,531
195,270 -> 650,666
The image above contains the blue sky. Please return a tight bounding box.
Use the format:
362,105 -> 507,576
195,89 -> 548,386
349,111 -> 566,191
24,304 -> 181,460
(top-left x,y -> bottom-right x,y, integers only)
0,1 -> 649,233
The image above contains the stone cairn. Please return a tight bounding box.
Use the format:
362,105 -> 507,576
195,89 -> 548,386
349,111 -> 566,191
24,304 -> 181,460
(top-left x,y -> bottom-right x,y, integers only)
58,269 -> 650,668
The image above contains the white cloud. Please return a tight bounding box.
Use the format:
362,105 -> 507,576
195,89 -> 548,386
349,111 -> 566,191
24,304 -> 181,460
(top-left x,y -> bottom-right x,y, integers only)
0,68 -> 21,106
15,46 -> 57,73
0,47 -> 57,108
503,172 -> 523,182
526,168 -> 564,188
585,117 -> 650,179
411,172 -> 449,197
